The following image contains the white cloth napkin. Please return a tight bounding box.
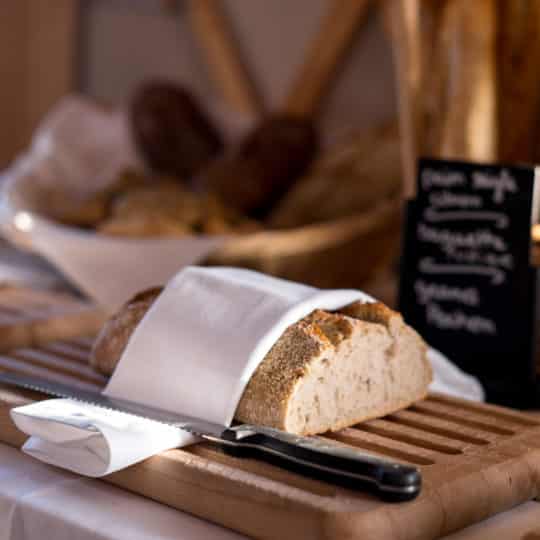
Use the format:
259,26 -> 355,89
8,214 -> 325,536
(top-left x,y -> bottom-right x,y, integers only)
11,267 -> 484,477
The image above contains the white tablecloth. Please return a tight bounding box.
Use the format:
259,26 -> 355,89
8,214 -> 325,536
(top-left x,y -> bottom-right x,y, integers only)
0,444 -> 243,540
1,443 -> 540,540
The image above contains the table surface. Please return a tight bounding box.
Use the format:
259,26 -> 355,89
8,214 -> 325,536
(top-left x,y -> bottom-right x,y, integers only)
0,442 -> 539,540
0,244 -> 539,539
0,443 -> 244,540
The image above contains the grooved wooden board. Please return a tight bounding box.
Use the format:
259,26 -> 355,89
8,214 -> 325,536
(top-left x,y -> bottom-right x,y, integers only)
0,339 -> 540,540
0,287 -> 105,352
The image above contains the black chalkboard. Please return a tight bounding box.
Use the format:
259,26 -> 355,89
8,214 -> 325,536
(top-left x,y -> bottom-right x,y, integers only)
399,158 -> 540,407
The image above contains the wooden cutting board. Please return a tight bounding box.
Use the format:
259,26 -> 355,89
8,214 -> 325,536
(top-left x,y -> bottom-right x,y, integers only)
0,286 -> 105,352
0,338 -> 540,540
0,339 -> 539,539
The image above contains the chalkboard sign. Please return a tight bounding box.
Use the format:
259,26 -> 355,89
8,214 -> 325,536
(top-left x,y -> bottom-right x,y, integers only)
399,158 -> 540,407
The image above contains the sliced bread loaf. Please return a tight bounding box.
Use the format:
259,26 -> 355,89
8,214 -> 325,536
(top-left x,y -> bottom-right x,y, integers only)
90,290 -> 431,435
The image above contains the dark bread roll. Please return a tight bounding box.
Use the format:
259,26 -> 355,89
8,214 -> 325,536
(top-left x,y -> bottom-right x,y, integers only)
90,287 -> 163,375
205,115 -> 318,219
130,81 -> 223,179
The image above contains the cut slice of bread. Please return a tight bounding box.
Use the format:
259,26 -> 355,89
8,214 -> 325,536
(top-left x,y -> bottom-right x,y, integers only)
90,291 -> 431,436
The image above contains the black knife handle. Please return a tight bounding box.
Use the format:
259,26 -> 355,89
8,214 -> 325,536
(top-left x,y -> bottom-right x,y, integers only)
216,426 -> 421,502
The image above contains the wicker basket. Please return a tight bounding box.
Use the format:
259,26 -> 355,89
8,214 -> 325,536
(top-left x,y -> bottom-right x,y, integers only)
204,196 -> 401,290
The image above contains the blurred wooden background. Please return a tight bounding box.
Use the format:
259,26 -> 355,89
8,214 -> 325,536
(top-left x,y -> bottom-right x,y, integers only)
3,1 -> 540,204
0,1 -> 77,168
0,0 -> 396,169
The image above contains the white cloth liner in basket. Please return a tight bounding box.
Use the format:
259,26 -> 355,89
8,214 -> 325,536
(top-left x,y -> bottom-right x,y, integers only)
11,267 -> 484,477
0,96 -> 251,310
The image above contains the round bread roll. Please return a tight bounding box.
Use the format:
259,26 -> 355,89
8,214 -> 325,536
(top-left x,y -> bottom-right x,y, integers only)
205,114 -> 318,218
110,182 -> 203,225
130,81 -> 223,179
97,215 -> 192,238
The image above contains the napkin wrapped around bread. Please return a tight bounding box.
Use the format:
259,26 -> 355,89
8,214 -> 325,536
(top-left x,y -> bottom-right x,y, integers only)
91,289 -> 431,436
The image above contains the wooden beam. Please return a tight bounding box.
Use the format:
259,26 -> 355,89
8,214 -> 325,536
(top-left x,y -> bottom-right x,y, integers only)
498,1 -> 540,163
438,0 -> 497,161
0,0 -> 77,168
382,0 -> 421,199
284,0 -> 372,119
188,0 -> 263,118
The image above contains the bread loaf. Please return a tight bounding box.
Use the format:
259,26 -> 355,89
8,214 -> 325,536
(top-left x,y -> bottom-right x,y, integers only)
130,81 -> 223,179
269,123 -> 401,228
90,289 -> 431,435
204,115 -> 318,219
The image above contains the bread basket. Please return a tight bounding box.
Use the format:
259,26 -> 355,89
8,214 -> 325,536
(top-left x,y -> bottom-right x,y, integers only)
203,197 -> 401,289
0,97 -> 401,310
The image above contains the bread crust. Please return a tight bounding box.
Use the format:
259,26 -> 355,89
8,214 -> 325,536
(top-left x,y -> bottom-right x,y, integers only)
235,319 -> 331,429
90,287 -> 162,375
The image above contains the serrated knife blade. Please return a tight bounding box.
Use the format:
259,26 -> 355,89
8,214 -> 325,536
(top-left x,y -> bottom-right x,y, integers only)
0,371 -> 227,438
0,371 -> 421,501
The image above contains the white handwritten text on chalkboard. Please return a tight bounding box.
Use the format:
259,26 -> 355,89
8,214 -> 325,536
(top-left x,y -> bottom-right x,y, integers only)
412,166 -> 521,334
400,158 -> 539,406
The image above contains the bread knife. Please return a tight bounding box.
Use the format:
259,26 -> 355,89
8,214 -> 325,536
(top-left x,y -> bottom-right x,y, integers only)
0,372 -> 421,501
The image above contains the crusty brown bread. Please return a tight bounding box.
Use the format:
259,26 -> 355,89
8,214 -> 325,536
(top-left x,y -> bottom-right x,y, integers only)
90,290 -> 431,435
204,115 -> 318,219
269,123 -> 400,228
90,287 -> 162,376
236,305 -> 430,434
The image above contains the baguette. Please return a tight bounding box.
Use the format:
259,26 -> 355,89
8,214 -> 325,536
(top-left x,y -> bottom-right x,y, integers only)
268,123 -> 400,228
91,289 -> 431,435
